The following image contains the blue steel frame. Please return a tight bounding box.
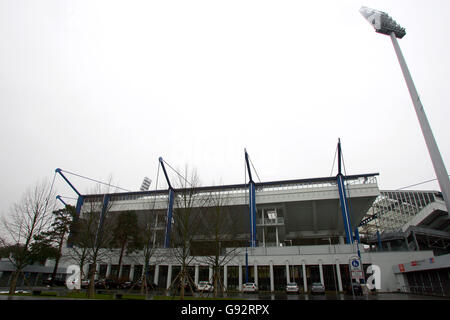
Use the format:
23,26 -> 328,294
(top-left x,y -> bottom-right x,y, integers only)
337,174 -> 354,244
55,168 -> 84,217
56,195 -> 68,207
164,188 -> 175,248
159,157 -> 175,248
336,140 -> 354,244
245,150 -> 257,248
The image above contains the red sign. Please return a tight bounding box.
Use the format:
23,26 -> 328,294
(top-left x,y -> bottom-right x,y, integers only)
411,261 -> 417,266
399,264 -> 405,272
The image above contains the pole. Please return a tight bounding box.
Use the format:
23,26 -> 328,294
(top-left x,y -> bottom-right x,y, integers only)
390,32 -> 450,215
329,238 -> 338,297
348,258 -> 355,300
336,139 -> 354,244
245,248 -> 249,283
164,188 -> 174,248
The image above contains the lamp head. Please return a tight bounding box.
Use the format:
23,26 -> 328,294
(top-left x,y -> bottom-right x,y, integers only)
360,6 -> 406,39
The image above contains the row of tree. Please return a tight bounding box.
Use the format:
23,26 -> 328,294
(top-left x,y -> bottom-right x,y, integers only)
0,169 -> 243,299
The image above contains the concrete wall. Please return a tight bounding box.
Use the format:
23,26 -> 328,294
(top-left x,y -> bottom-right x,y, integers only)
361,250 -> 434,292
36,245 -> 436,293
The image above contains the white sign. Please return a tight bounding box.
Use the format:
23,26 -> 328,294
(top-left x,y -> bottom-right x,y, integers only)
349,256 -> 364,280
351,270 -> 364,280
349,256 -> 362,271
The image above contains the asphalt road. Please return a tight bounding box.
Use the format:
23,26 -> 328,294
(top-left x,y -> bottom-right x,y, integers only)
0,287 -> 447,300
164,291 -> 448,300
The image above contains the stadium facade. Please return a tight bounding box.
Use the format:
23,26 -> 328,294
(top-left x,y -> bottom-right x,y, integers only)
1,149 -> 449,296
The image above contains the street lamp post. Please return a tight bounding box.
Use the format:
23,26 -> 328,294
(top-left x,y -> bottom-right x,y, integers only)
360,7 -> 450,215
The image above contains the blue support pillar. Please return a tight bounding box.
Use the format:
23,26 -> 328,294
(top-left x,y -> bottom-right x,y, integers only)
245,149 -> 257,248
354,227 -> 360,242
159,157 -> 176,248
164,188 -> 175,248
55,168 -> 83,217
337,174 -> 354,244
249,182 -> 257,248
75,195 -> 84,217
56,195 -> 68,207
55,168 -> 81,197
376,230 -> 382,249
354,227 -> 362,259
336,139 -> 353,244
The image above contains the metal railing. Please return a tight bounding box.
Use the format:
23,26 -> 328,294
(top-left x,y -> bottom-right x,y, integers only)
82,175 -> 378,204
256,217 -> 285,225
401,285 -> 448,297
359,190 -> 442,235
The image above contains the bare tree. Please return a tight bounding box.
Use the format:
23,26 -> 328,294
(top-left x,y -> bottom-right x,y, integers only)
197,190 -> 241,298
80,196 -> 115,298
65,217 -> 91,283
111,210 -> 141,283
65,180 -> 117,299
32,205 -> 76,287
167,166 -> 207,299
0,179 -> 56,294
135,206 -> 166,295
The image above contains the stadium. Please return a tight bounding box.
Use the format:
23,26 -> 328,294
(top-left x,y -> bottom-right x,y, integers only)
1,141 -> 448,296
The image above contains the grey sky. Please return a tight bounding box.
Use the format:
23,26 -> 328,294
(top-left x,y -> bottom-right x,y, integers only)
1,0 -> 449,216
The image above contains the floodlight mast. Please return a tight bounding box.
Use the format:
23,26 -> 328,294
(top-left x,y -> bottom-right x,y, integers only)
359,7 -> 405,38
360,7 -> 450,215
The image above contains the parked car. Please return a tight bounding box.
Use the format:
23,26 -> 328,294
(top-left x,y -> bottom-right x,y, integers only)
172,280 -> 194,295
136,279 -> 156,291
310,282 -> 325,295
43,277 -> 66,287
81,279 -> 90,289
94,279 -> 107,289
346,282 -> 363,296
94,278 -> 118,289
242,283 -> 258,293
196,281 -> 214,292
119,281 -> 133,290
285,282 -> 300,294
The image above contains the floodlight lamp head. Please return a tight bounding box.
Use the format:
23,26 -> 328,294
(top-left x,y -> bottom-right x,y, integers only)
359,6 -> 406,39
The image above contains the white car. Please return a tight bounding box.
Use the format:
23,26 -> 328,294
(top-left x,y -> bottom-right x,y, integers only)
242,283 -> 258,293
81,279 -> 90,289
196,281 -> 214,292
286,282 -> 300,294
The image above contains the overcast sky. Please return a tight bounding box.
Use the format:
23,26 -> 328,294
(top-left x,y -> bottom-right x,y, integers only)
1,0 -> 449,216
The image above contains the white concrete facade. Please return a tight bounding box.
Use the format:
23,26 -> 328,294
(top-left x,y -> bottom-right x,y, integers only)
55,244 -> 434,293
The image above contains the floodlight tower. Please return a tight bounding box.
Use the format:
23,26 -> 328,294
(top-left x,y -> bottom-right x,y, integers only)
360,7 -> 450,215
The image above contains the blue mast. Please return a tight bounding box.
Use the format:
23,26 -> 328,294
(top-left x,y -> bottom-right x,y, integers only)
56,195 -> 68,207
55,168 -> 84,216
245,149 -> 257,248
159,157 -> 175,248
335,140 -> 354,244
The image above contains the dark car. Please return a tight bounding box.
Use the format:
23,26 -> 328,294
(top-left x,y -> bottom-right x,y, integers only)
310,282 -> 325,295
346,282 -> 363,296
119,281 -> 133,290
95,278 -> 118,289
43,277 -> 66,287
